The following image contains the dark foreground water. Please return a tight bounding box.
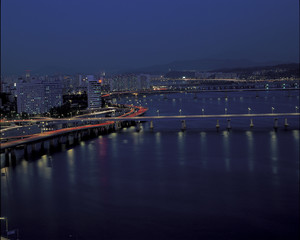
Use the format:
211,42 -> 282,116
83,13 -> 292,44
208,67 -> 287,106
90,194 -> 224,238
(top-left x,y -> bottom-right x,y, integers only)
1,91 -> 299,240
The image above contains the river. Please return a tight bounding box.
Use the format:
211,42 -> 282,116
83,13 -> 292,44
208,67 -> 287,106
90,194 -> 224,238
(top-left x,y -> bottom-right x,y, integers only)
1,90 -> 299,239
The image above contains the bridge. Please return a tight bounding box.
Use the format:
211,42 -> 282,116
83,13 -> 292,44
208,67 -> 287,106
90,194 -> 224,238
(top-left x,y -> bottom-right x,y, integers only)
79,112 -> 300,121
0,105 -> 148,167
1,110 -> 299,164
64,112 -> 300,132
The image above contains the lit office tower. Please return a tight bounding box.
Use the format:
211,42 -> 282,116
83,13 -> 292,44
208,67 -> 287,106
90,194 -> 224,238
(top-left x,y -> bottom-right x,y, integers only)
17,78 -> 63,114
87,75 -> 102,109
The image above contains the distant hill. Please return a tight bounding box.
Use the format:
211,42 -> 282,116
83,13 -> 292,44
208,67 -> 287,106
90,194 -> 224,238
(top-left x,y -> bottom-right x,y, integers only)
211,63 -> 299,73
211,63 -> 299,80
128,59 -> 288,74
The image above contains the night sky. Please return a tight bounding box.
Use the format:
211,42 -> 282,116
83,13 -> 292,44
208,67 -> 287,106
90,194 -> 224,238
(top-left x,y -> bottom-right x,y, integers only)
1,0 -> 299,74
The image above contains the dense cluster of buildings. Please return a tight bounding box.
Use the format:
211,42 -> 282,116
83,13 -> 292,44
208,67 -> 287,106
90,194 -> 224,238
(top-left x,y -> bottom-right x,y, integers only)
17,78 -> 63,114
0,72 -> 152,116
0,65 -> 299,117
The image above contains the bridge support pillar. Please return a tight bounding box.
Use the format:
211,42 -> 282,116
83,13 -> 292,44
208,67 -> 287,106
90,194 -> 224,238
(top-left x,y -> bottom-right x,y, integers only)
136,121 -> 141,132
65,135 -> 70,146
250,119 -> 254,128
5,149 -> 10,165
24,145 -> 28,157
74,133 -> 78,143
10,149 -> 16,159
40,141 -> 45,152
284,118 -> 289,130
227,119 -> 231,131
94,128 -> 99,136
216,120 -> 220,131
31,144 -> 36,153
74,132 -> 80,144
10,149 -> 16,166
50,138 -> 54,148
273,118 -> 278,131
57,136 -> 63,145
115,121 -> 121,131
149,121 -> 154,130
181,120 -> 186,131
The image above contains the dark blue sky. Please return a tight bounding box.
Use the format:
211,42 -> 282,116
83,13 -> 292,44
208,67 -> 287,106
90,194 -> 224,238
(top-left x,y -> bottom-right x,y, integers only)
1,0 -> 299,74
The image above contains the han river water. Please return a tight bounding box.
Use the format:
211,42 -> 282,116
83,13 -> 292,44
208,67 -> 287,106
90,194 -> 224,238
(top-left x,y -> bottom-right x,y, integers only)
1,90 -> 299,239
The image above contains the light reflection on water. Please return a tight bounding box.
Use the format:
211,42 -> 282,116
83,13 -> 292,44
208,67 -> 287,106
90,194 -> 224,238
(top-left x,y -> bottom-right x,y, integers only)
246,131 -> 254,172
222,131 -> 231,172
66,149 -> 75,184
293,129 -> 300,140
155,132 -> 163,168
200,132 -> 207,169
177,131 -> 185,166
270,131 -> 278,175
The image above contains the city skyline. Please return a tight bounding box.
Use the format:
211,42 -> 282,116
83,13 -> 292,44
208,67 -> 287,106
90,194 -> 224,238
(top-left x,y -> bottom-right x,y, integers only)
1,1 -> 299,239
1,0 -> 299,74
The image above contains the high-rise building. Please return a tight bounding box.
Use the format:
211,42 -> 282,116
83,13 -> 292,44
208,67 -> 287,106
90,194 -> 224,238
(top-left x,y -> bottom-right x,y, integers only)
17,78 -> 63,114
87,75 -> 102,109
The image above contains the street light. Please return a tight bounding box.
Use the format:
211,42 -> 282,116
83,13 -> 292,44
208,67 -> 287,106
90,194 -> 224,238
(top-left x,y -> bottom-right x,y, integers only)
271,107 -> 275,114
248,107 -> 251,114
157,110 -> 159,116
202,108 -> 204,115
179,109 -> 182,116
296,106 -> 299,113
225,108 -> 227,115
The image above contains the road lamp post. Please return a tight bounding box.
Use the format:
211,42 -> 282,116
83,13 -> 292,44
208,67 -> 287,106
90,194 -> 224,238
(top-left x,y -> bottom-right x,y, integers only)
225,108 -> 227,115
157,110 -> 159,116
271,107 -> 275,114
248,107 -> 251,114
296,106 -> 299,113
179,109 -> 182,116
202,108 -> 204,115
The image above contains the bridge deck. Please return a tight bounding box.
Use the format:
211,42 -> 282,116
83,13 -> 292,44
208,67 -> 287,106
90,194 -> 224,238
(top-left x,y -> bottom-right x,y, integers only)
1,112 -> 299,151
1,121 -> 114,150
84,112 -> 300,121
